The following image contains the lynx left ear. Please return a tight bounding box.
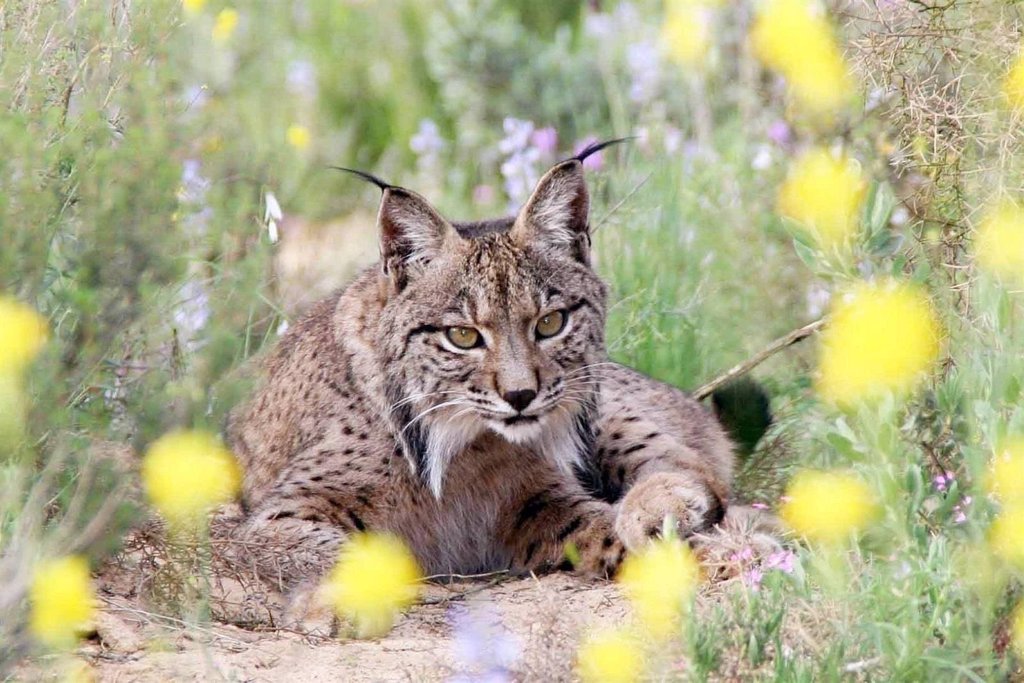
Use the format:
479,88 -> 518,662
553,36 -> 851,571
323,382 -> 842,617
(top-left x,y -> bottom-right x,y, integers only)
513,159 -> 591,263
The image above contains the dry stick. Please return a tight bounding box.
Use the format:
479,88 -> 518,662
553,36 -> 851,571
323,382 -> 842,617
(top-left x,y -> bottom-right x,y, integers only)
692,318 -> 826,401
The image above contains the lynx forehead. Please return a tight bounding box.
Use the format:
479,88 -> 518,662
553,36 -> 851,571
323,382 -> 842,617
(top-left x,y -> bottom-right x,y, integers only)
226,141 -> 737,587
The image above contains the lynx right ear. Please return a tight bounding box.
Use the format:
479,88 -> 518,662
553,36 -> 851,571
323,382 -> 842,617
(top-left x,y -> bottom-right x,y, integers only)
376,186 -> 456,290
333,166 -> 456,291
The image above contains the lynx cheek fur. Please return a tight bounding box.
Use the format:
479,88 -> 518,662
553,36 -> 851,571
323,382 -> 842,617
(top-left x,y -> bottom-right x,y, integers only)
226,147 -> 734,589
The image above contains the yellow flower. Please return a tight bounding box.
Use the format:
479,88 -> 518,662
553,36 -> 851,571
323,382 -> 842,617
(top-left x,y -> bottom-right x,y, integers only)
1002,48 -> 1024,112
617,536 -> 699,638
182,0 -> 206,16
662,1 -> 712,68
141,430 -> 241,529
29,556 -> 95,649
286,124 -> 311,151
986,437 -> 1024,505
1013,601 -> 1024,657
816,280 -> 941,406
974,198 -> 1024,285
989,506 -> 1024,567
576,627 -> 644,683
0,296 -> 48,375
211,8 -> 238,44
777,148 -> 866,250
780,470 -> 877,543
322,533 -> 421,637
751,0 -> 855,116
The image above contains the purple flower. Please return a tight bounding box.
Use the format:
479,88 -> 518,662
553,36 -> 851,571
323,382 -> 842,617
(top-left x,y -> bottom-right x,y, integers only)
530,127 -> 558,157
473,184 -> 496,206
767,120 -> 791,147
743,567 -> 764,591
750,502 -> 770,511
410,119 -> 446,171
763,550 -> 797,574
448,605 -> 520,683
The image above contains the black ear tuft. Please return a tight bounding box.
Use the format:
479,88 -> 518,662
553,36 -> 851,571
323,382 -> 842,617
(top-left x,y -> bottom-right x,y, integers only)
329,166 -> 394,192
570,136 -> 635,165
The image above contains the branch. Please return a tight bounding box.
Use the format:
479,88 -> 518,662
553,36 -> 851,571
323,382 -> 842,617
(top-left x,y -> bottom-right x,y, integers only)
693,318 -> 826,400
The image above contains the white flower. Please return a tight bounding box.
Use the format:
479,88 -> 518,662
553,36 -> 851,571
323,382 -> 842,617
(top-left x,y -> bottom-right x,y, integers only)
264,191 -> 283,244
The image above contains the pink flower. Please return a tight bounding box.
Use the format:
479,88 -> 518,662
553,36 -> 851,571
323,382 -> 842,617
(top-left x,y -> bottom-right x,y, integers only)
573,136 -> 604,171
530,127 -> 558,157
764,550 -> 797,574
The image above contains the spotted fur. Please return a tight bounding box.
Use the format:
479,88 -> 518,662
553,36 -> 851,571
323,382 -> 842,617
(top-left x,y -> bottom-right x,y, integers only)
226,157 -> 734,589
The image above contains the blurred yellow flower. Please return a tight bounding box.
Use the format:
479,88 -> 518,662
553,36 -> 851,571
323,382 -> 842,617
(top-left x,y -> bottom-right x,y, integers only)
1013,601 -> 1024,657
986,437 -> 1024,505
777,148 -> 866,250
780,470 -> 877,543
751,0 -> 854,116
1002,49 -> 1024,112
816,280 -> 941,406
141,430 -> 241,529
212,8 -> 238,44
576,627 -> 644,683
617,536 -> 699,638
286,124 -> 311,151
29,556 -> 95,649
322,533 -> 421,638
182,0 -> 206,16
989,506 -> 1024,567
974,199 -> 1024,285
0,295 -> 48,375
662,2 -> 711,68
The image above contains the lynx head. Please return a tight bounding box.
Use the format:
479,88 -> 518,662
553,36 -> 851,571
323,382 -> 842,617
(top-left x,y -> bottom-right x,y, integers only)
362,144 -> 619,496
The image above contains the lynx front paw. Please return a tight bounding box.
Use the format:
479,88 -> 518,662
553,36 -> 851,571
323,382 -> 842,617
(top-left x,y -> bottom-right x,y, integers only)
614,472 -> 725,550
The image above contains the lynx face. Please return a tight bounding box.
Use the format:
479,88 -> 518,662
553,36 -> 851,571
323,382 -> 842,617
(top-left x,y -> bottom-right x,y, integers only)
373,161 -> 608,495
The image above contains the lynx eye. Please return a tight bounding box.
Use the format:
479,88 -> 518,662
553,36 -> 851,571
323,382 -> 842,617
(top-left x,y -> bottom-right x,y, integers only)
535,310 -> 567,339
445,326 -> 482,349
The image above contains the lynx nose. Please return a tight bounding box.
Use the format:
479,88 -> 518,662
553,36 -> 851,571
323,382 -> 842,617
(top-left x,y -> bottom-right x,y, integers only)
503,388 -> 537,413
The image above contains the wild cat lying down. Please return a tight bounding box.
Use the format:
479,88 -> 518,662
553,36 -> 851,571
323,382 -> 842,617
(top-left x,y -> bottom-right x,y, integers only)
224,140 -> 777,593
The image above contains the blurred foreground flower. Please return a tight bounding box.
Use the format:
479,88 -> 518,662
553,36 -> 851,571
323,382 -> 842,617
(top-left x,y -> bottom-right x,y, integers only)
322,533 -> 421,638
1002,48 -> 1024,112
286,124 -> 311,151
780,470 -> 877,543
212,8 -> 238,44
974,199 -> 1024,285
986,437 -> 1024,505
816,280 -> 941,406
751,0 -> 854,116
662,1 -> 712,68
777,148 -> 866,250
617,536 -> 699,638
29,556 -> 95,650
182,0 -> 206,16
141,431 -> 241,529
576,628 -> 644,683
989,506 -> 1024,567
0,295 -> 48,374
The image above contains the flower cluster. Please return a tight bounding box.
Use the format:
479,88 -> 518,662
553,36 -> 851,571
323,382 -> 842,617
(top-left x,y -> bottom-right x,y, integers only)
617,535 -> 700,638
29,556 -> 95,650
816,280 -> 941,407
322,532 -> 422,638
141,430 -> 241,530
0,296 -> 48,442
777,148 -> 866,250
780,470 -> 877,543
576,628 -> 644,683
973,198 -> 1024,286
751,0 -> 854,117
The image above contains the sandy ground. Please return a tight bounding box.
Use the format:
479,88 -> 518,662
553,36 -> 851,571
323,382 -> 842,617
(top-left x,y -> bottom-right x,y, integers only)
31,573 -> 629,682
